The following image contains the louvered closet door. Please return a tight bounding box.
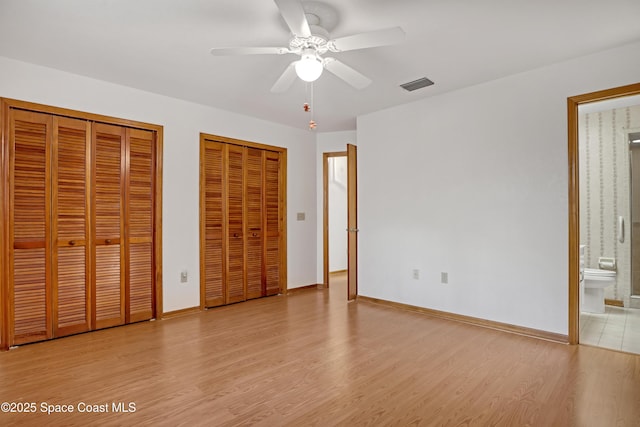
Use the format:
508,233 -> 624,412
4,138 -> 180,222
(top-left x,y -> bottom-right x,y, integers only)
226,145 -> 246,303
52,117 -> 91,337
93,123 -> 125,329
264,151 -> 282,296
246,148 -> 264,300
202,141 -> 225,307
127,128 -> 155,322
9,110 -> 52,345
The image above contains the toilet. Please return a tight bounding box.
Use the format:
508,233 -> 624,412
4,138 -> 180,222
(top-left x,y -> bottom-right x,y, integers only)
580,245 -> 616,314
582,268 -> 616,313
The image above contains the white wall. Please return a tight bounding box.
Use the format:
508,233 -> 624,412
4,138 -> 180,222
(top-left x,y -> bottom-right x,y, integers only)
0,56 -> 318,313
357,41 -> 640,335
316,131 -> 356,282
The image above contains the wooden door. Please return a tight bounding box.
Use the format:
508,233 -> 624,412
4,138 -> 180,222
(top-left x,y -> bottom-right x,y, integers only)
347,144 -> 358,300
52,116 -> 91,337
199,134 -> 286,308
246,148 -> 264,300
201,141 -> 226,307
9,110 -> 52,345
93,123 -> 125,329
127,128 -> 155,322
264,151 -> 282,296
226,145 -> 246,303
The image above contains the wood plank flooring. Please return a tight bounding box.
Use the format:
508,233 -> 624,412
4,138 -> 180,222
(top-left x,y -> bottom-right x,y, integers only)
0,272 -> 639,426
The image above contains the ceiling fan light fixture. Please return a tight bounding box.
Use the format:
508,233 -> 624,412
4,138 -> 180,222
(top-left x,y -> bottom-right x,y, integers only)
295,49 -> 323,82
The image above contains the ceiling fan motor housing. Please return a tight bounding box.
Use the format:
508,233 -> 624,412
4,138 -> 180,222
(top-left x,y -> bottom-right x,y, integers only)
287,1 -> 337,54
289,25 -> 329,54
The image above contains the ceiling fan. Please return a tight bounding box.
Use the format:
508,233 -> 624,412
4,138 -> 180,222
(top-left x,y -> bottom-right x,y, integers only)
210,0 -> 405,93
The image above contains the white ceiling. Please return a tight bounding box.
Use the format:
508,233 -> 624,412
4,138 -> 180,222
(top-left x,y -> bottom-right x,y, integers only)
1,0 -> 639,131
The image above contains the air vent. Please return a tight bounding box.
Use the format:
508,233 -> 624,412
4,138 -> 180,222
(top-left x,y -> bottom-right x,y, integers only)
400,77 -> 434,92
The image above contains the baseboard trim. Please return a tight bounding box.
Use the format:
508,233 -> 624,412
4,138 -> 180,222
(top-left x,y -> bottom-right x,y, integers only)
162,306 -> 202,319
287,284 -> 322,294
357,295 -> 569,344
605,298 -> 624,307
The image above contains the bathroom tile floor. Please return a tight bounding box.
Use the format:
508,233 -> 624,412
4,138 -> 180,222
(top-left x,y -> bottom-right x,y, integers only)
580,305 -> 640,354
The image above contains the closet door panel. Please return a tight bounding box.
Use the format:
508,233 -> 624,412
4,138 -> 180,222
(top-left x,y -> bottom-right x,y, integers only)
53,117 -> 90,336
93,123 -> 125,329
10,110 -> 51,344
264,151 -> 281,296
129,242 -> 153,322
95,245 -> 122,326
127,129 -> 154,322
226,145 -> 245,303
13,249 -> 48,344
246,148 -> 263,299
55,247 -> 87,332
202,141 -> 225,307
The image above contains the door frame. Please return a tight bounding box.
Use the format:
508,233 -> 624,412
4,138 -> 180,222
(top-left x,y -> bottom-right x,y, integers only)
1,97 -> 164,350
322,145 -> 357,300
567,82 -> 640,344
199,133 -> 288,309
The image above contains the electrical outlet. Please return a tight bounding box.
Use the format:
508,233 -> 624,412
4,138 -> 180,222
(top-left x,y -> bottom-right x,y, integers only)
180,270 -> 188,283
412,269 -> 420,280
297,212 -> 305,221
441,272 -> 448,284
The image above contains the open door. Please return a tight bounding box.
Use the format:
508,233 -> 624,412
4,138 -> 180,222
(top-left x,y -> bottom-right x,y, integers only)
347,144 -> 358,300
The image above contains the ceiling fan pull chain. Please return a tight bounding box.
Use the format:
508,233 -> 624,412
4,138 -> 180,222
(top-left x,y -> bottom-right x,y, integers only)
302,81 -> 317,130
309,82 -> 317,130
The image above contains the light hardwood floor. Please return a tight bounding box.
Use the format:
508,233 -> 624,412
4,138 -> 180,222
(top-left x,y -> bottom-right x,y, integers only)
1,272 -> 639,426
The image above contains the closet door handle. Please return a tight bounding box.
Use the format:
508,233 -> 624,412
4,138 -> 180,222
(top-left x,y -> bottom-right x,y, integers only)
252,232 -> 257,237
105,239 -> 112,245
233,233 -> 239,238
68,240 -> 76,246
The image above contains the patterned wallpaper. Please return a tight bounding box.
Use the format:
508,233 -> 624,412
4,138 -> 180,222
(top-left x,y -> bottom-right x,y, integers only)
579,105 -> 640,306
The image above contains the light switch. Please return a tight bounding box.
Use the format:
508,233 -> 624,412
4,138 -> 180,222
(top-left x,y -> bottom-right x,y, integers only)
180,270 -> 188,283
297,212 -> 305,221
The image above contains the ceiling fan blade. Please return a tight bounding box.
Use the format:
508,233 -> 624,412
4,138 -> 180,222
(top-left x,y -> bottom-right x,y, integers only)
274,0 -> 311,38
210,47 -> 290,56
271,61 -> 298,93
323,58 -> 372,90
328,27 -> 405,52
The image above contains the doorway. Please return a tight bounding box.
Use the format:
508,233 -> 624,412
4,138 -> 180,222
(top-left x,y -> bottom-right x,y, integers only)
322,144 -> 358,299
324,152 -> 347,291
568,82 -> 640,346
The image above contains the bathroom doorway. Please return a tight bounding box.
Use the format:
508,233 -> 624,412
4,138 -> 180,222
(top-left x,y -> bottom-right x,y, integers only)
322,144 -> 358,300
323,152 -> 348,289
629,131 -> 640,299
568,82 -> 640,352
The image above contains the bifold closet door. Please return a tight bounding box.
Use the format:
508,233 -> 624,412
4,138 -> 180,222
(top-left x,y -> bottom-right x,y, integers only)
226,145 -> 246,303
264,151 -> 282,296
200,137 -> 284,309
93,123 -> 125,329
9,110 -> 52,345
202,141 -> 226,307
127,128 -> 155,323
246,147 -> 264,300
52,117 -> 91,337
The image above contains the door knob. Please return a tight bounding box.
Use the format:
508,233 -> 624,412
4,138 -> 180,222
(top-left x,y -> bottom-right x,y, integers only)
105,239 -> 112,244
68,240 -> 76,246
